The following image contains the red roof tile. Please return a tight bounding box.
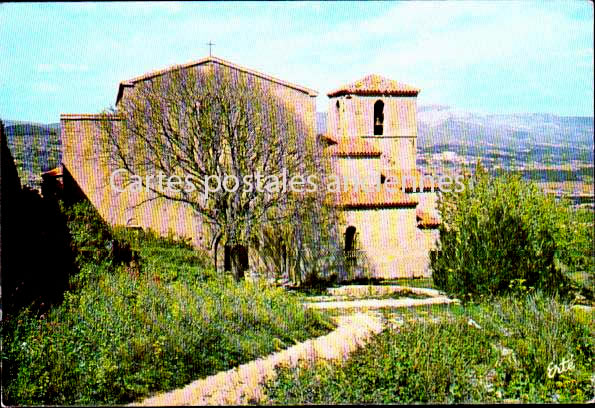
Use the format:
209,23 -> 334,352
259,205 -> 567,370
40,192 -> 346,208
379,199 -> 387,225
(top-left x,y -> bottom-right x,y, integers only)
335,187 -> 418,209
416,208 -> 441,228
327,137 -> 382,157
41,167 -> 63,177
382,169 -> 436,192
320,133 -> 338,145
328,74 -> 420,97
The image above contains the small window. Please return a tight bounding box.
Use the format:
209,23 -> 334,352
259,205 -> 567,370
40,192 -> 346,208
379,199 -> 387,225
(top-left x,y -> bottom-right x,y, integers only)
374,100 -> 384,135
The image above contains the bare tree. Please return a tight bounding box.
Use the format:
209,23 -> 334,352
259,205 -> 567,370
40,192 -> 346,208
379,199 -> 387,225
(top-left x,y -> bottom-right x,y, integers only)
257,176 -> 344,285
101,66 -> 310,280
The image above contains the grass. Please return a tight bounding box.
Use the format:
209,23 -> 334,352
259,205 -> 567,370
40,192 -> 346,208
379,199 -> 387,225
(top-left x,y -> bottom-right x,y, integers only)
1,201 -> 335,405
264,293 -> 594,404
391,277 -> 435,289
382,302 -> 466,321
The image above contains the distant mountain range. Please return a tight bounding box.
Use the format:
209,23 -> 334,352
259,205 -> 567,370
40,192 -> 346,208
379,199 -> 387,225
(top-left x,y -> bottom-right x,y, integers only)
317,106 -> 593,147
3,120 -> 61,132
317,106 -> 594,165
3,107 -> 594,190
416,104 -> 593,149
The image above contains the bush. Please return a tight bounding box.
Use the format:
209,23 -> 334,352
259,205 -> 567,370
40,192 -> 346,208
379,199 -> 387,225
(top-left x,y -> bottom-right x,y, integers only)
61,201 -> 115,288
430,168 -> 592,298
264,293 -> 594,404
465,294 -> 594,402
1,201 -> 334,405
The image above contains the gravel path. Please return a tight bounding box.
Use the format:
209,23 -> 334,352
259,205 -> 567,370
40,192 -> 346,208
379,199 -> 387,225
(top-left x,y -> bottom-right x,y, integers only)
129,312 -> 384,406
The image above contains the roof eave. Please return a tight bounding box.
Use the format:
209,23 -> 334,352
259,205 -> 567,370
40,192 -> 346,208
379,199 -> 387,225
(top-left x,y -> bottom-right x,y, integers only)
116,82 -> 134,105
330,152 -> 382,158
117,56 -> 318,98
327,90 -> 420,98
60,113 -> 122,121
337,201 -> 418,210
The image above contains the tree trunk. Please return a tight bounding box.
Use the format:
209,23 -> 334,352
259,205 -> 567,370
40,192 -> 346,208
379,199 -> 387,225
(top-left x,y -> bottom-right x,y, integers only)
230,245 -> 248,281
212,232 -> 222,274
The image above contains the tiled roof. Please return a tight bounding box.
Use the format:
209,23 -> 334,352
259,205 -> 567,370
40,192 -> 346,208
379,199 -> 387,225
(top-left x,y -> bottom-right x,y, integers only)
327,137 -> 382,157
416,208 -> 441,229
117,55 -> 318,103
382,169 -> 436,192
41,167 -> 63,177
335,187 -> 418,209
320,133 -> 337,145
328,74 -> 420,97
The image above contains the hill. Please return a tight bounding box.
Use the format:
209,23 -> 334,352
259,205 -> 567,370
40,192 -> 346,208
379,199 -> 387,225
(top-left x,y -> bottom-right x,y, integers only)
5,108 -> 594,190
2,120 -> 62,190
416,105 -> 593,163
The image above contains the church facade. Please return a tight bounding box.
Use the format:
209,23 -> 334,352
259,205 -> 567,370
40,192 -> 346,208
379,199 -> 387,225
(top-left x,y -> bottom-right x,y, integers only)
60,56 -> 439,279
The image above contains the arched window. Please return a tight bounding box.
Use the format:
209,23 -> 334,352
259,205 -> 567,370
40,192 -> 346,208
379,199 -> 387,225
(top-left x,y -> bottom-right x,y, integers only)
344,226 -> 358,270
374,100 -> 384,135
345,226 -> 357,251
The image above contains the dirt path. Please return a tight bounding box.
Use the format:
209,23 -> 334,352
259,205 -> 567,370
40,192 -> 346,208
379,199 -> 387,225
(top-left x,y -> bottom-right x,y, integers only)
130,285 -> 459,406
304,295 -> 459,310
326,284 -> 443,298
130,312 -> 384,406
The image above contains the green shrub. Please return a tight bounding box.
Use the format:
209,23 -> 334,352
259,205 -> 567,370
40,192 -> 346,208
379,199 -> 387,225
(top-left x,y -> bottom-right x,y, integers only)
264,293 -> 594,404
61,201 -> 116,288
1,201 -> 334,405
430,168 -> 592,298
464,294 -> 594,402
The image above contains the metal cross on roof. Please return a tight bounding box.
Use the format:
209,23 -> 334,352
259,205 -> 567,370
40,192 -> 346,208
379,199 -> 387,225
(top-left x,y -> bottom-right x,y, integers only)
207,41 -> 215,56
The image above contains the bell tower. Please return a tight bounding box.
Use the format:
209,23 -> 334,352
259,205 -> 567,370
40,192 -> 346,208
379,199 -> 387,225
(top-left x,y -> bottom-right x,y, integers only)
327,74 -> 420,172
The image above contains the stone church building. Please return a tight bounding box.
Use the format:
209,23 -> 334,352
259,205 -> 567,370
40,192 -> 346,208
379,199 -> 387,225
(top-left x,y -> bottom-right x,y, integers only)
58,56 -> 439,279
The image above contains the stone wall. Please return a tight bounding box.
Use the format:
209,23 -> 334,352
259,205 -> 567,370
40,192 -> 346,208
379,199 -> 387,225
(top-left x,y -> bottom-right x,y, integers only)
328,94 -> 418,171
61,61 -> 317,264
332,156 -> 382,188
118,61 -> 317,151
61,115 -> 210,249
340,207 -> 431,278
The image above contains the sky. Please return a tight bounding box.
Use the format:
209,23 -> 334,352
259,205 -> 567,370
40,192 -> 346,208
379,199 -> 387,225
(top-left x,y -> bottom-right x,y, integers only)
1,1 -> 593,123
